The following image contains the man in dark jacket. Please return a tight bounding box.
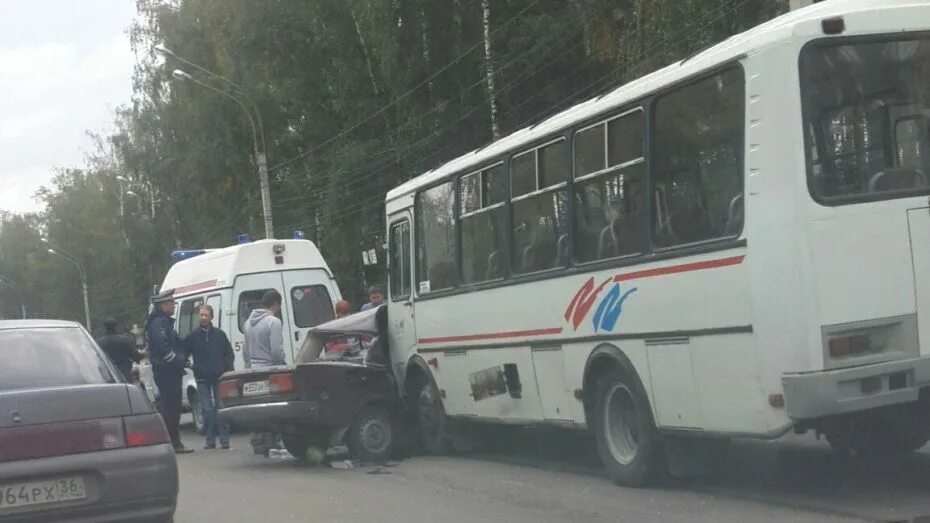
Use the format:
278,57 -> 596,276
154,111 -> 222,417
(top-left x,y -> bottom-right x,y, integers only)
183,304 -> 234,450
97,317 -> 144,382
145,289 -> 193,454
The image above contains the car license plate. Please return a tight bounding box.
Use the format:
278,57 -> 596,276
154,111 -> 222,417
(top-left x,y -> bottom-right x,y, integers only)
0,477 -> 86,511
242,380 -> 270,397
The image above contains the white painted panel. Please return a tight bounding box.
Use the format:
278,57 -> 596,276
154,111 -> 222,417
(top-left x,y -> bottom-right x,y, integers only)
690,334 -> 781,433
433,347 -> 544,421
646,341 -> 702,429
531,347 -> 573,421
908,208 -> 930,357
810,211 -> 915,328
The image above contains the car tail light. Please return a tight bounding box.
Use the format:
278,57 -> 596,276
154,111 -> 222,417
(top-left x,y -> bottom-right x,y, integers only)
0,418 -> 126,463
219,380 -> 240,399
269,373 -> 294,393
123,413 -> 170,447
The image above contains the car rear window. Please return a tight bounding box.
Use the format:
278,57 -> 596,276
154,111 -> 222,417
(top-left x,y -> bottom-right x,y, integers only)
0,327 -> 116,391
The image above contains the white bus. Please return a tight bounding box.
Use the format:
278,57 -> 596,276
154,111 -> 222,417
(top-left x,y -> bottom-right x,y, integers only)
140,237 -> 341,431
383,0 -> 930,486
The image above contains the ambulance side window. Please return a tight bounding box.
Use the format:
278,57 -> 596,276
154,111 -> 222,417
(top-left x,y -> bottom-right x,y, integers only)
177,297 -> 204,338
238,289 -> 273,332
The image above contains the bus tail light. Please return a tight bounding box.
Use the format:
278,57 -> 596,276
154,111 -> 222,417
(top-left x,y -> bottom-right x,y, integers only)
827,331 -> 885,359
219,380 -> 240,400
269,374 -> 294,394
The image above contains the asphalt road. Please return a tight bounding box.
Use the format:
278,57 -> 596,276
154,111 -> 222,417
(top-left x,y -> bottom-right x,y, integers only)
173,420 -> 930,523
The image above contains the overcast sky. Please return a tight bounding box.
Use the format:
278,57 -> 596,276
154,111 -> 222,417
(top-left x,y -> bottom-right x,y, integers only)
0,0 -> 137,214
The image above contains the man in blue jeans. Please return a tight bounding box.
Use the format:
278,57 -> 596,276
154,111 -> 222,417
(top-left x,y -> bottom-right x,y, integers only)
183,304 -> 235,449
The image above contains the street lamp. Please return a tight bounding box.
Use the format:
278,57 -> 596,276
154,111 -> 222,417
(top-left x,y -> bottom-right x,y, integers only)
43,241 -> 91,331
157,46 -> 274,239
0,276 -> 26,319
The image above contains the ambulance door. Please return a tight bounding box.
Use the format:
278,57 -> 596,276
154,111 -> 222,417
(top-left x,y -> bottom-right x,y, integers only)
232,272 -> 290,366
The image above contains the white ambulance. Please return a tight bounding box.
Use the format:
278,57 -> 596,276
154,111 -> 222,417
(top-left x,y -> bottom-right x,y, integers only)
139,236 -> 341,432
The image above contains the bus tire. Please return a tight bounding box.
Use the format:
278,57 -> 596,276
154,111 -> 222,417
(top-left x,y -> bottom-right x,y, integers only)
415,378 -> 451,454
592,367 -> 665,487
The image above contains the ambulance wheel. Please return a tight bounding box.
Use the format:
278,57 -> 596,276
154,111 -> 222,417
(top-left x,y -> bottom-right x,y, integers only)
592,368 -> 666,487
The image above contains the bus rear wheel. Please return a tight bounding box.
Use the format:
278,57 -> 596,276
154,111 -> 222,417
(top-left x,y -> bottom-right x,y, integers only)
592,368 -> 665,487
415,378 -> 451,454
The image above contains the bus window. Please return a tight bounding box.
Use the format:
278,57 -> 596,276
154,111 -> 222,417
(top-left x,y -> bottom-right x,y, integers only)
460,164 -> 507,284
573,110 -> 645,262
290,285 -> 334,328
415,181 -> 456,293
511,140 -> 569,274
652,66 -> 744,247
802,36 -> 930,201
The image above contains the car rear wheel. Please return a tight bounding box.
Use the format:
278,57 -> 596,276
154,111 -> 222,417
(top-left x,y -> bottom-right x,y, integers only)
415,379 -> 450,454
189,389 -> 205,435
592,368 -> 666,487
347,406 -> 395,462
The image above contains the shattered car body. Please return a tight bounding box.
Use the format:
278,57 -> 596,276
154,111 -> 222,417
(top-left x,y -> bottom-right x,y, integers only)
217,306 -> 399,461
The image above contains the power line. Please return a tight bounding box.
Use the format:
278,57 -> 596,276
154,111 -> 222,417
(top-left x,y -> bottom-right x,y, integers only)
270,4 -> 604,208
290,0 -> 757,238
267,0 -> 542,174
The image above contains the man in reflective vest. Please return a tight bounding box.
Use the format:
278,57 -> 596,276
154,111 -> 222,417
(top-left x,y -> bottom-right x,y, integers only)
145,289 -> 193,454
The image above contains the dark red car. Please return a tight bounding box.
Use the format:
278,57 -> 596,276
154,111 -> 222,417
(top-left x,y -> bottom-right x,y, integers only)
217,306 -> 398,461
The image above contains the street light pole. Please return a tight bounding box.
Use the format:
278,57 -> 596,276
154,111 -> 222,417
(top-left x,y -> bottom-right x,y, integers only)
43,242 -> 91,331
157,46 -> 274,239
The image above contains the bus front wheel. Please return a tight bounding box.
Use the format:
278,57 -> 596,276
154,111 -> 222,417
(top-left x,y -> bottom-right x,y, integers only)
415,378 -> 451,454
592,368 -> 666,487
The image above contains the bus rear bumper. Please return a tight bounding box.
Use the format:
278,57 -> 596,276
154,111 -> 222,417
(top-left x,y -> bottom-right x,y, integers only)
782,356 -> 930,420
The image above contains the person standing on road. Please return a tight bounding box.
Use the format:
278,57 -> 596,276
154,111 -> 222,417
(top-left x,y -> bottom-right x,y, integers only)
243,289 -> 286,369
359,286 -> 384,312
97,317 -> 145,382
145,289 -> 193,454
243,289 -> 285,455
183,304 -> 234,450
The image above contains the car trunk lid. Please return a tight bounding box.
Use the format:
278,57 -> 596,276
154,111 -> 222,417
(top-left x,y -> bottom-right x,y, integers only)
0,384 -> 135,462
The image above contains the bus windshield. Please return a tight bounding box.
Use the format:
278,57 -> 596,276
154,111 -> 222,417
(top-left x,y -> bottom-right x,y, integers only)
801,35 -> 930,203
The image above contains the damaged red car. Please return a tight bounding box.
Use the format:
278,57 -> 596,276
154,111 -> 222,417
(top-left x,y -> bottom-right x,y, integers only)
217,306 -> 399,461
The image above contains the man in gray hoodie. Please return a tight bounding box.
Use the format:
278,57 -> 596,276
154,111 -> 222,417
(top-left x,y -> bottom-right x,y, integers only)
243,290 -> 285,368
243,289 -> 285,455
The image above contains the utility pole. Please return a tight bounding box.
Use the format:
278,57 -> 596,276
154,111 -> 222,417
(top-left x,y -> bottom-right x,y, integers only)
157,46 -> 274,239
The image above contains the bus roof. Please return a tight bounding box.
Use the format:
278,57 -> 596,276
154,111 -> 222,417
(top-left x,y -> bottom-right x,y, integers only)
385,0 -> 922,210
160,239 -> 333,298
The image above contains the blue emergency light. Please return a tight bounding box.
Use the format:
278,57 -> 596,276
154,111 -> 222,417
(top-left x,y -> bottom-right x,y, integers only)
171,250 -> 207,262
293,230 -> 305,240
237,233 -> 252,244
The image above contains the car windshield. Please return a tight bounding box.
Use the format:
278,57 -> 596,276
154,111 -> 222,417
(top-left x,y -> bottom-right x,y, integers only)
802,35 -> 930,202
0,327 -> 115,391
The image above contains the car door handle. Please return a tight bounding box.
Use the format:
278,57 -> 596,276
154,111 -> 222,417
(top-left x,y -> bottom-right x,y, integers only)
295,331 -> 301,342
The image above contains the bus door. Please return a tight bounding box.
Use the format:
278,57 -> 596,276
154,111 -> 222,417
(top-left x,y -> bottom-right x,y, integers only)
281,270 -> 338,360
387,212 -> 416,383
232,272 -> 292,366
